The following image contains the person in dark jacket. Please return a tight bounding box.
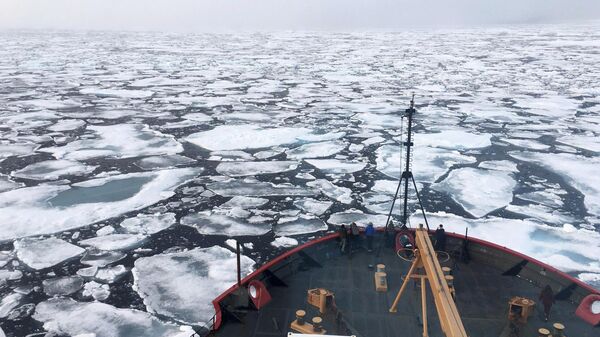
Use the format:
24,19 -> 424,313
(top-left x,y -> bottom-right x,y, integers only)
365,223 -> 375,252
434,224 -> 447,251
339,225 -> 348,253
539,285 -> 555,321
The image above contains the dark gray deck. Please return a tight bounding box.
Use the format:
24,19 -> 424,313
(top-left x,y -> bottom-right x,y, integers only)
212,236 -> 598,337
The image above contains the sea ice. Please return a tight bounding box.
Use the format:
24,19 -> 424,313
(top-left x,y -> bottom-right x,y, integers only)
120,213 -> 177,235
33,298 -> 187,337
79,234 -> 147,251
95,265 -> 128,283
207,179 -> 315,197
305,159 -> 367,174
505,204 -> 575,225
274,215 -> 328,236
306,179 -> 353,204
509,151 -> 600,216
433,167 -> 516,217
186,124 -> 312,151
221,196 -> 269,209
181,212 -> 271,236
216,161 -> 298,177
0,168 -> 200,240
556,134 -> 600,153
41,124 -> 183,160
376,144 -> 476,183
285,141 -> 346,160
478,160 -> 519,172
14,237 -> 85,270
82,281 -> 110,301
327,209 -> 388,227
0,143 -> 39,159
0,293 -> 23,319
132,246 -> 254,325
47,119 -> 85,132
0,175 -> 23,193
415,130 -> 491,150
293,198 -> 333,216
501,138 -> 550,151
11,160 -> 97,180
410,212 -> 600,274
80,249 -> 126,267
42,276 -> 84,296
135,155 -> 196,170
271,236 -> 298,248
79,87 -> 154,99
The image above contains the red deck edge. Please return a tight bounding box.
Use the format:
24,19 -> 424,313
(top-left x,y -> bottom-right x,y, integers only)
211,230 -> 599,330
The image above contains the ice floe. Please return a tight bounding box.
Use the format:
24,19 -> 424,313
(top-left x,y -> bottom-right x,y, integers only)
305,159 -> 367,174
293,198 -> 333,216
416,130 -> 491,150
274,215 -> 328,236
135,155 -> 196,170
80,249 -> 126,267
82,281 -> 111,301
221,196 -> 269,209
79,234 -> 147,251
42,124 -> 183,160
120,213 -> 177,235
327,209 -> 388,227
11,160 -> 97,180
0,175 -> 24,193
216,161 -> 298,177
42,276 -> 84,296
181,212 -> 271,236
0,293 -> 23,319
286,141 -> 346,160
306,179 -> 353,204
207,178 -> 315,197
410,212 -> 600,274
510,151 -> 600,217
376,144 -> 476,182
79,87 -> 154,99
132,246 -> 254,325
271,236 -> 298,248
95,265 -> 128,283
47,119 -> 85,132
186,125 -> 312,151
0,168 -> 199,240
433,167 -> 516,217
14,237 -> 85,270
33,298 -> 187,337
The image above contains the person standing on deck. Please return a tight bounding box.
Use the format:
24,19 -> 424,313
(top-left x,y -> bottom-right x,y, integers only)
350,222 -> 360,248
339,224 -> 348,253
365,222 -> 375,252
434,224 -> 447,251
539,285 -> 555,321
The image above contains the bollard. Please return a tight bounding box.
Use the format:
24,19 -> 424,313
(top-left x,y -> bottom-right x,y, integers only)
442,267 -> 452,275
295,310 -> 306,325
312,316 -> 323,332
538,328 -> 550,337
445,275 -> 454,287
552,322 -> 565,336
377,264 -> 386,273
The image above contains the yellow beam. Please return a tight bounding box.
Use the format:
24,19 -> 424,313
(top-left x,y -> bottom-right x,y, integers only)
421,276 -> 428,337
415,225 -> 468,337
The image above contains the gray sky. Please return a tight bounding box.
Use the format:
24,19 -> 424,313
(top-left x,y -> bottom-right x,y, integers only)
1,0 -> 600,32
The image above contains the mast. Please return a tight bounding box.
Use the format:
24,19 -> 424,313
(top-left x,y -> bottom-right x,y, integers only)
401,95 -> 415,227
384,94 -> 430,233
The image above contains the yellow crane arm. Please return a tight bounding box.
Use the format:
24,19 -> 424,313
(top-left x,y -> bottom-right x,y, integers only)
415,226 -> 468,337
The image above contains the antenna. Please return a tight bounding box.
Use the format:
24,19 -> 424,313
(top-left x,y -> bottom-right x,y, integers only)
384,93 -> 430,233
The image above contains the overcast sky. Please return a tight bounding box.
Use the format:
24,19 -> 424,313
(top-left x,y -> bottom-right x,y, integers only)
1,0 -> 600,32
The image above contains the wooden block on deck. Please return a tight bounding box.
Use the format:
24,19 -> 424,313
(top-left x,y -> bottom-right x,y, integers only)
290,320 -> 326,335
374,272 -> 388,292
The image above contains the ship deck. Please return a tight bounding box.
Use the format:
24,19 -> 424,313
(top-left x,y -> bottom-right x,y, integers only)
210,233 -> 598,337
